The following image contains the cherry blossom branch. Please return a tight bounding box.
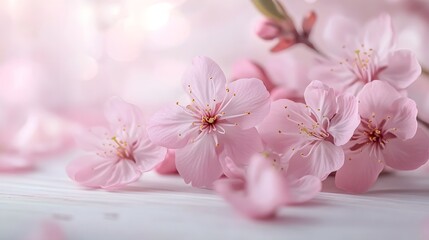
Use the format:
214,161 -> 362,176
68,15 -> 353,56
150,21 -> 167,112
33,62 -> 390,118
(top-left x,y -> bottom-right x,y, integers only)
252,0 -> 326,57
418,117 -> 429,129
422,66 -> 429,76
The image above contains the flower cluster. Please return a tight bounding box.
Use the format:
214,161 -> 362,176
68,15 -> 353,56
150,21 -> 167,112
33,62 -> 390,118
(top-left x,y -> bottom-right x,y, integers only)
66,4 -> 429,220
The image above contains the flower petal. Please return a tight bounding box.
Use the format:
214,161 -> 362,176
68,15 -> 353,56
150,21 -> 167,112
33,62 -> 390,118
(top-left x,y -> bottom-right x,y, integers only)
218,126 -> 264,167
175,135 -> 222,187
214,178 -> 266,217
230,59 -> 275,92
382,97 -> 418,140
246,155 -> 289,216
363,13 -> 394,57
133,130 -> 167,172
383,127 -> 429,170
304,80 -> 337,122
328,94 -> 360,146
221,78 -> 270,129
214,155 -> 288,219
408,75 -> 429,124
155,149 -> 178,175
104,97 -> 144,139
309,61 -> 361,95
258,99 -> 308,154
0,153 -> 32,172
286,175 -> 321,204
379,49 -> 421,90
357,80 -> 402,120
66,155 -> 142,189
219,156 -> 245,179
147,105 -> 197,149
335,146 -> 384,193
287,141 -> 344,180
323,15 -> 359,57
182,56 -> 226,108
76,126 -> 111,152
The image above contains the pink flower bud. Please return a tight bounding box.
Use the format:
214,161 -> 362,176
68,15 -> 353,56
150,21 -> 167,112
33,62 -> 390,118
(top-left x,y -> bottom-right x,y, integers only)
302,11 -> 317,36
255,19 -> 281,40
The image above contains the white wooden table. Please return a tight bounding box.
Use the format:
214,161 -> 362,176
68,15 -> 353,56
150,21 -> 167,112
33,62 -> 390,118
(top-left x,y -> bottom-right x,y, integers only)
1,151 -> 428,240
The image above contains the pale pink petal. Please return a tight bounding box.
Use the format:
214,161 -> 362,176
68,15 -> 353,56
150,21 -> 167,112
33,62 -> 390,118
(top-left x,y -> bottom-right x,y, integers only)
383,127 -> 429,170
255,19 -> 281,40
363,13 -> 394,57
286,175 -> 321,204
304,80 -> 337,122
408,75 -> 429,124
218,127 -> 264,167
11,111 -> 74,157
382,97 -> 418,140
259,99 -> 308,154
0,153 -> 32,172
245,155 -> 289,215
309,62 -> 359,94
155,149 -> 178,175
214,155 -> 288,219
214,178 -> 279,219
219,156 -> 245,179
66,155 -> 141,189
221,78 -> 271,129
270,87 -> 294,101
230,59 -> 275,92
335,146 -> 384,193
75,126 -> 111,152
25,221 -> 65,240
287,141 -> 344,180
328,94 -> 360,146
357,80 -> 402,120
379,49 -> 421,90
175,135 -> 222,187
323,15 -> 359,57
133,131 -> 167,172
104,97 -> 144,138
147,105 -> 197,149
182,56 -> 226,108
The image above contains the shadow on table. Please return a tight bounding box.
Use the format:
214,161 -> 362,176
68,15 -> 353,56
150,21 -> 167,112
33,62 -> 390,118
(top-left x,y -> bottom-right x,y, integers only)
118,176 -> 214,195
321,173 -> 429,198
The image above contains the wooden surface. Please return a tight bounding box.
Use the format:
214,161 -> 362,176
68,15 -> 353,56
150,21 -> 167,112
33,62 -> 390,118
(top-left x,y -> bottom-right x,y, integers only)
1,151 -> 429,240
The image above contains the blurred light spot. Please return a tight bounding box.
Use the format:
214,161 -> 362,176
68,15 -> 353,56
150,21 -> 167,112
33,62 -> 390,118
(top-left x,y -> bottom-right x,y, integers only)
0,59 -> 42,105
398,28 -> 421,53
76,54 -> 98,81
106,18 -> 144,62
78,4 -> 94,24
95,0 -> 123,28
305,0 -> 318,3
139,2 -> 174,31
146,13 -> 190,49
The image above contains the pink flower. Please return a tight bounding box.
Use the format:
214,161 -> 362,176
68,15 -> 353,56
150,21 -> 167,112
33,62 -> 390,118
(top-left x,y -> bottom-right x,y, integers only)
25,221 -> 65,240
214,153 -> 321,219
230,59 -> 276,92
147,56 -> 271,187
0,152 -> 31,172
0,110 -> 76,172
312,14 -> 421,94
259,80 -> 360,180
335,81 -> 429,193
155,149 -> 178,175
67,97 -> 166,189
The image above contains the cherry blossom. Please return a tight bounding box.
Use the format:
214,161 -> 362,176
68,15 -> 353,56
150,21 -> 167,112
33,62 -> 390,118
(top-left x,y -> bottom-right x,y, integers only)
147,56 -> 270,187
214,153 -> 321,219
335,81 -> 429,193
259,80 -> 360,180
67,97 -> 166,189
312,14 -> 421,94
